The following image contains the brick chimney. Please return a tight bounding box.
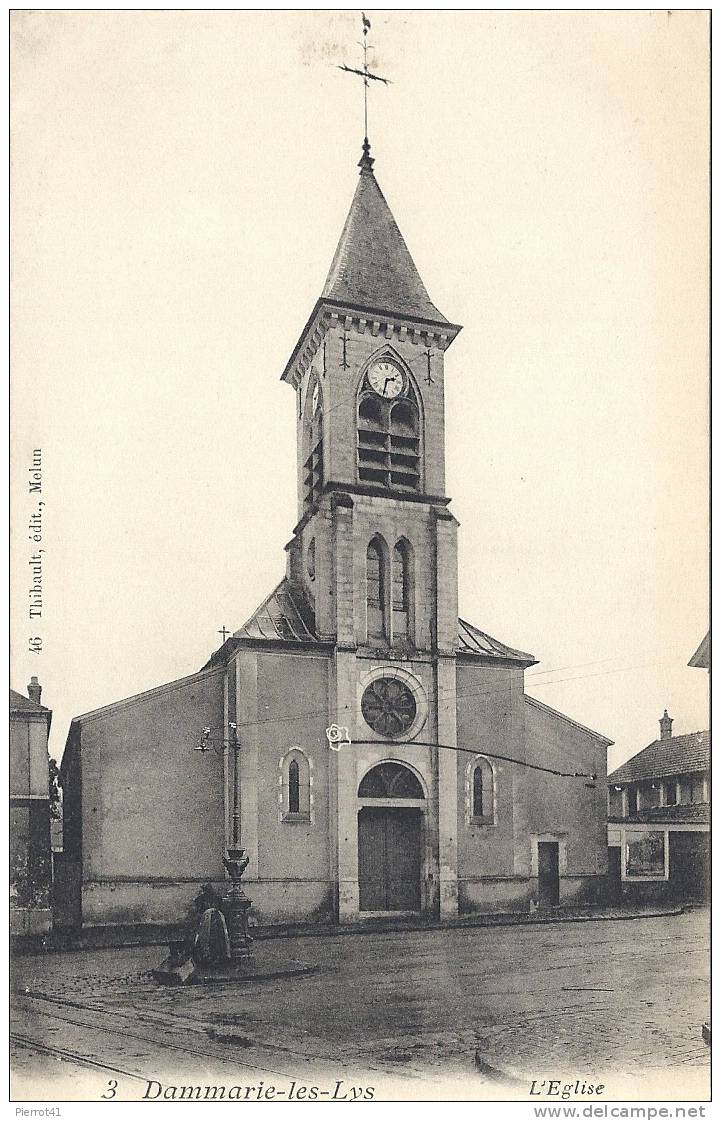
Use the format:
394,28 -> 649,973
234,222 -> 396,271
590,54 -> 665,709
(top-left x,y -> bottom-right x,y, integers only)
659,708 -> 673,741
27,675 -> 42,705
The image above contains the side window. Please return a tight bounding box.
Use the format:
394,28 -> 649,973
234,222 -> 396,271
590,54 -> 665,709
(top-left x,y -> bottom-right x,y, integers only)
280,749 -> 311,822
366,536 -> 388,641
391,539 -> 413,643
468,756 -> 495,825
288,759 -> 300,813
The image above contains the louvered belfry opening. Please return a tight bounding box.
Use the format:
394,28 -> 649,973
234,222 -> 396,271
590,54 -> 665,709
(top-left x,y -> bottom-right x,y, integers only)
357,380 -> 420,491
304,391 -> 324,511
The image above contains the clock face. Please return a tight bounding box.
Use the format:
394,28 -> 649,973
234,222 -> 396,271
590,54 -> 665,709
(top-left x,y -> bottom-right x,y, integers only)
368,360 -> 404,399
311,381 -> 320,414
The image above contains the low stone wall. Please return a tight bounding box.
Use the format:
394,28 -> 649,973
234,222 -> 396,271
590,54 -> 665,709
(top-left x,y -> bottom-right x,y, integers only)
458,876 -> 531,914
559,875 -> 607,907
80,878 -> 335,929
10,906 -> 52,936
81,880 -> 222,927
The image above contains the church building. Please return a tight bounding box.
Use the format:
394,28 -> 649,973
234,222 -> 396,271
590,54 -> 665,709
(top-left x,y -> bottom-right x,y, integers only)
60,139 -> 612,931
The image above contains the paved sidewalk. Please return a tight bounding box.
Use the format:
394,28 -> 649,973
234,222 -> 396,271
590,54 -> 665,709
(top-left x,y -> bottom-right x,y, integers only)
12,902 -> 686,955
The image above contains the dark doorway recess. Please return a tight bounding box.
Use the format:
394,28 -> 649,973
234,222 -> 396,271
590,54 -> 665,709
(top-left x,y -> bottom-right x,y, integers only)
538,840 -> 560,906
358,806 -> 422,912
607,845 -> 622,902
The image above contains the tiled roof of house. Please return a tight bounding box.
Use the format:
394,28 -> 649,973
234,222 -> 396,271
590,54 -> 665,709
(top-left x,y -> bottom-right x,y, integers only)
608,730 -> 710,785
609,802 -> 709,826
322,155 -> 449,325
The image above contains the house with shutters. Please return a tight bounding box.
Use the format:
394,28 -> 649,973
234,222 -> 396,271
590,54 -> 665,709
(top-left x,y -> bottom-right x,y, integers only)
608,711 -> 710,900
59,138 -> 612,931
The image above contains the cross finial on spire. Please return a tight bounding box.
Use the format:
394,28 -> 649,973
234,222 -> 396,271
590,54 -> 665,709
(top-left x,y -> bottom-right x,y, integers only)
337,11 -> 390,168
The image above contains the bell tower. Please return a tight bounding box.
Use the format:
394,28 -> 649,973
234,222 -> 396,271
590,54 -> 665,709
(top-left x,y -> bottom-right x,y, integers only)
281,140 -> 463,920
282,141 -> 462,648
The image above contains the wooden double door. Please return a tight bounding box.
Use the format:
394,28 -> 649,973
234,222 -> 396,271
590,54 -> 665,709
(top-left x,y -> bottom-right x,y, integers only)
358,806 -> 422,912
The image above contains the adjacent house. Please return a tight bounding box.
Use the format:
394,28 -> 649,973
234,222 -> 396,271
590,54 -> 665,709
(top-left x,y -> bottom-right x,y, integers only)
10,677 -> 52,935
607,711 -> 709,901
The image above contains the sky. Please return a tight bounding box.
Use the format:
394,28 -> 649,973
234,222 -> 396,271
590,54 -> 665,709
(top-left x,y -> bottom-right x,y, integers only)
10,10 -> 709,771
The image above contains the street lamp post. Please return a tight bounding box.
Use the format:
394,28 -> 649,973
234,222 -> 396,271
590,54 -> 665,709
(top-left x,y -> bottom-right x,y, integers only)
196,722 -> 252,961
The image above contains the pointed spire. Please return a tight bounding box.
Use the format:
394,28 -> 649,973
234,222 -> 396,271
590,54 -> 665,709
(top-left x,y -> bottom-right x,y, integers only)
322,153 -> 450,325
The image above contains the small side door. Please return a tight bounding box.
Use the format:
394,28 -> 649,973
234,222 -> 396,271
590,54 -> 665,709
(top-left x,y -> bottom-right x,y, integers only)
538,840 -> 560,906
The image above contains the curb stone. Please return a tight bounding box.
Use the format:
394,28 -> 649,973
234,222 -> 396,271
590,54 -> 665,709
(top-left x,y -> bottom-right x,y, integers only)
10,904 -> 687,956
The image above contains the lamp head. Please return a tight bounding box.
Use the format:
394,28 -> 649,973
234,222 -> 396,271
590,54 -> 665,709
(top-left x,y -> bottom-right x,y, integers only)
194,726 -> 212,752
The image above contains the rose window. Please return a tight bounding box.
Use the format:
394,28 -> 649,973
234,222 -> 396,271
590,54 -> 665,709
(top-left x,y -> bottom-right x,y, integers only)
361,677 -> 417,738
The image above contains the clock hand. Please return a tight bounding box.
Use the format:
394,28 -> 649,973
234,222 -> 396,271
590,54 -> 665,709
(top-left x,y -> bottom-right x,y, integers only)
383,377 -> 392,394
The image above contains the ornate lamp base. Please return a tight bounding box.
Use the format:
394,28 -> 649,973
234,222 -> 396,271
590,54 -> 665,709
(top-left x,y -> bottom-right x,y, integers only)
222,846 -> 253,961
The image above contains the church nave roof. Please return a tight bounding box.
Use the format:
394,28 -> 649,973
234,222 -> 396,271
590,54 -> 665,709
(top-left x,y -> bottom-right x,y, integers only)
457,618 -> 536,666
205,580 -> 536,667
233,579 -> 319,645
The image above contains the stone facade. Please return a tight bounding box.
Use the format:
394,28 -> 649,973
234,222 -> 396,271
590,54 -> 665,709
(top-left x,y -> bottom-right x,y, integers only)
60,144 -> 612,930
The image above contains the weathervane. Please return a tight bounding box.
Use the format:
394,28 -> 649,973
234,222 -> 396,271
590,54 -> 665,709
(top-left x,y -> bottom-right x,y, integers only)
338,12 -> 390,156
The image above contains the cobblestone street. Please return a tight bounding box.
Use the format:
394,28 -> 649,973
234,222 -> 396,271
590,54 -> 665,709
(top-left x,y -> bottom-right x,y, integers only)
11,909 -> 710,1102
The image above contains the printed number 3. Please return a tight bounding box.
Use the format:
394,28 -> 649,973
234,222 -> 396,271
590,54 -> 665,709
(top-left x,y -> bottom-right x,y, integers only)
102,1080 -> 117,1099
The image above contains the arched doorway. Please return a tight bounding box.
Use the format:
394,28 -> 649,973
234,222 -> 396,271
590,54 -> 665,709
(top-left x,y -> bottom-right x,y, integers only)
357,762 -> 425,912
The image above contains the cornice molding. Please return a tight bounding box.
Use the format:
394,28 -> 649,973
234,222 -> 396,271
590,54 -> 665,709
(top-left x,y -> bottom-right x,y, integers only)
281,298 -> 462,388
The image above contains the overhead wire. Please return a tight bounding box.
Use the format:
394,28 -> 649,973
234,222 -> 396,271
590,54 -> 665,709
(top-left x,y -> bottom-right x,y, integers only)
187,650 -> 684,781
350,739 -> 597,780
213,653 -> 675,737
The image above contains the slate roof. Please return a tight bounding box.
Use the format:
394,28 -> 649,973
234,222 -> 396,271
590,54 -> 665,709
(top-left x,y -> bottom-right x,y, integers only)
233,580 -> 319,644
215,582 -> 535,665
322,157 -> 450,326
458,619 -> 536,665
609,802 -> 709,826
608,730 -> 710,785
10,688 -> 50,715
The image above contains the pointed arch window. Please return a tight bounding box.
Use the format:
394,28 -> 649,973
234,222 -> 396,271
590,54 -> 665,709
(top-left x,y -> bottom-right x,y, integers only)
357,364 -> 421,491
366,537 -> 387,641
392,540 -> 412,642
468,756 -> 495,824
280,749 -> 311,822
288,759 -> 300,814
